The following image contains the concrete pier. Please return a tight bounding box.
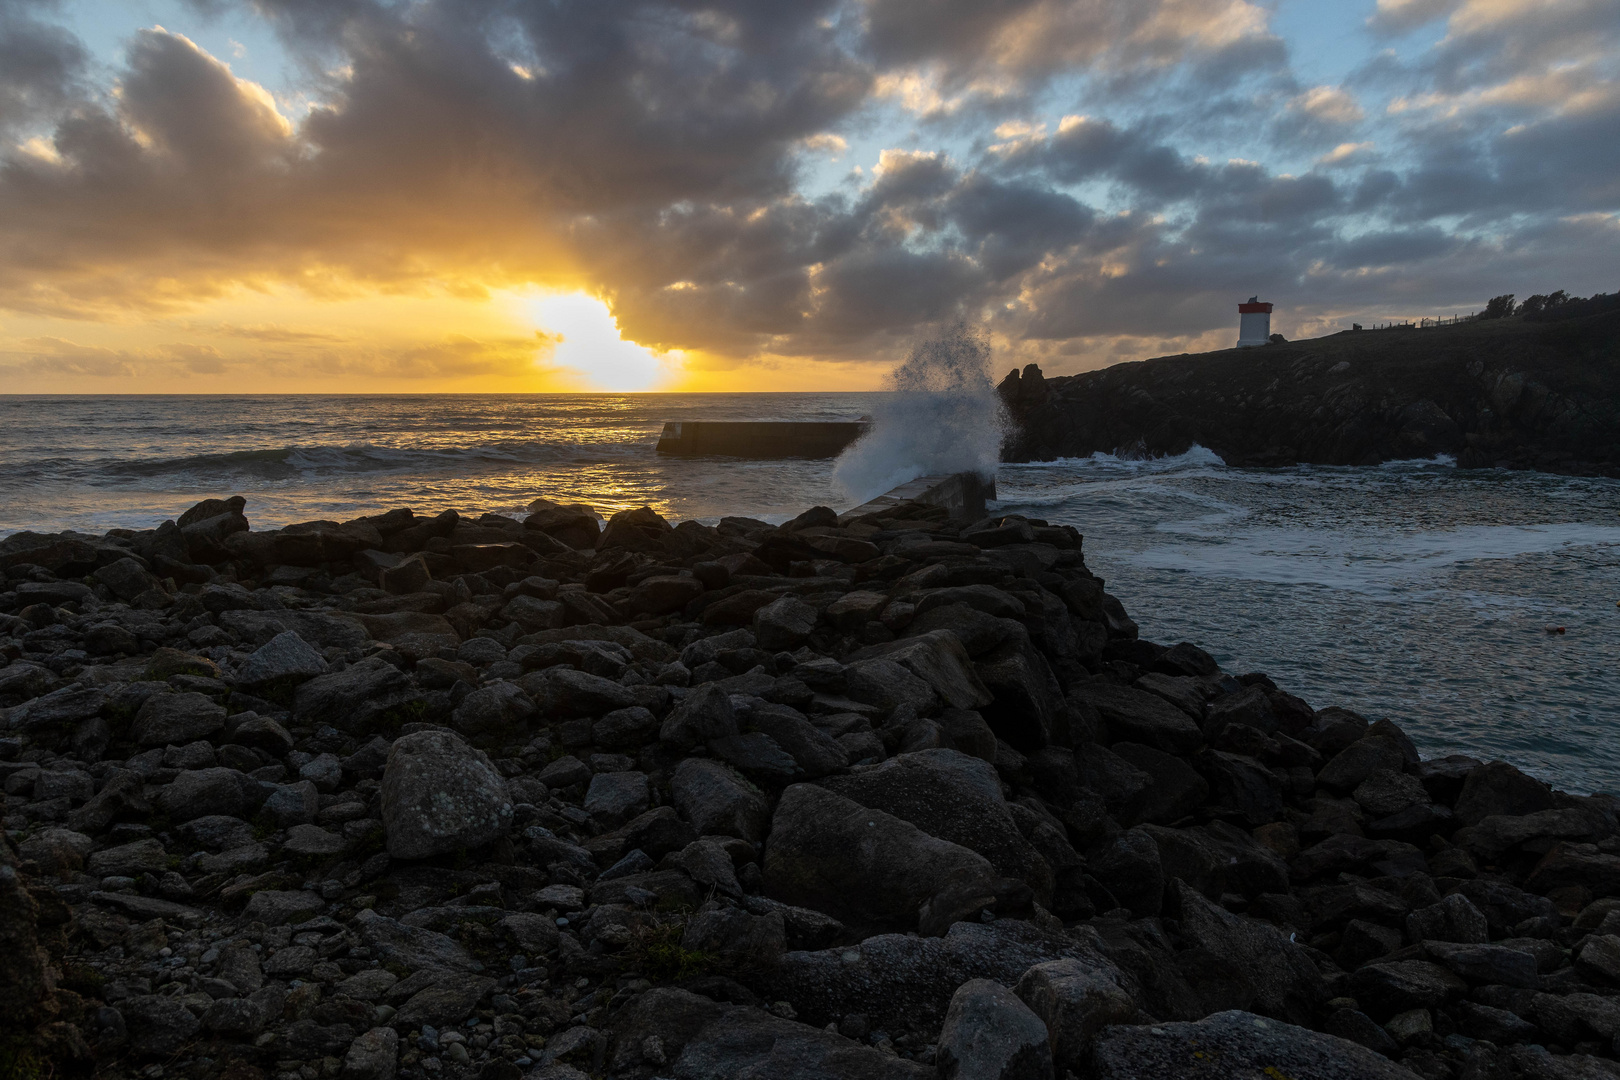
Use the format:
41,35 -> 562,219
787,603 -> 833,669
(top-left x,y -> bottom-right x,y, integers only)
655,420 -> 868,458
839,471 -> 996,524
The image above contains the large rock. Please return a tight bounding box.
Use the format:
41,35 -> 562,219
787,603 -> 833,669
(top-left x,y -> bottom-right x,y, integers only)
753,595 -> 819,650
1453,760 -> 1555,825
352,611 -> 461,661
122,993 -> 201,1056
936,979 -> 1054,1080
822,749 -> 1053,903
745,702 -> 849,778
5,685 -> 108,733
1166,880 -> 1326,1026
294,657 -> 423,734
380,729 -> 513,859
233,631 -> 326,697
130,692 -> 226,746
1109,743 -> 1207,824
660,683 -> 740,751
672,1007 -> 932,1079
846,631 -> 994,711
762,783 -> 1000,932
671,758 -> 769,841
1014,958 -> 1136,1071
754,920 -> 1122,1033
1069,683 -> 1203,754
1088,1010 -> 1418,1080
450,679 -> 537,743
158,768 -> 267,822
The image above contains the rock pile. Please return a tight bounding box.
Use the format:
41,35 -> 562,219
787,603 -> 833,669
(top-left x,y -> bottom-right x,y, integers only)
2,494 -> 1618,1080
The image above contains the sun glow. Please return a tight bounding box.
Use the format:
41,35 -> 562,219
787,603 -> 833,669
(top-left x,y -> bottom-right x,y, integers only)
526,292 -> 679,391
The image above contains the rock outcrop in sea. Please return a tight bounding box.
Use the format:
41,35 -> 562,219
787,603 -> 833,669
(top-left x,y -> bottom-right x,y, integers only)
2,493 -> 1618,1080
999,308 -> 1620,473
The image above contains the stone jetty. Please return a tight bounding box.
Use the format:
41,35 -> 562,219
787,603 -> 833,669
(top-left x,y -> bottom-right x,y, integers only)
1,489 -> 1617,1080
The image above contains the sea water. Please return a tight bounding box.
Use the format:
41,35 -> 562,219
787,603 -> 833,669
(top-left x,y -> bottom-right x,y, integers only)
3,394 -> 1617,793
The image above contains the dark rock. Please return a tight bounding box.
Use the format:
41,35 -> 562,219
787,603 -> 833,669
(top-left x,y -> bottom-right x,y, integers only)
671,758 -> 769,842
1167,880 -> 1326,1026
1317,736 -> 1410,794
821,749 -> 1053,902
1088,1009 -> 1417,1080
936,978 -> 1054,1080
450,679 -> 537,743
1014,957 -> 1135,1071
746,701 -> 849,778
1070,682 -> 1203,754
761,782 -> 999,932
122,993 -> 200,1056
1088,828 -> 1164,917
661,683 -> 740,751
1406,893 -> 1489,944
1453,760 -> 1555,825
394,976 -> 496,1028
294,656 -> 422,734
1321,1008 -> 1400,1059
380,728 -> 512,859
709,731 -> 801,782
1197,750 -> 1283,825
672,1006 -> 932,1079
1423,940 -> 1539,987
1346,960 -> 1468,1018
234,631 -> 327,696
158,767 -> 267,822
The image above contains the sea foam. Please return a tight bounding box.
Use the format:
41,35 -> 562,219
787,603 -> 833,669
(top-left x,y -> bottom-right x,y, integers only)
832,321 -> 1011,506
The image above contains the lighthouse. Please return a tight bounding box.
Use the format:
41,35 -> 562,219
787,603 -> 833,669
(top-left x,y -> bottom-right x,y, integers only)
1237,297 -> 1273,348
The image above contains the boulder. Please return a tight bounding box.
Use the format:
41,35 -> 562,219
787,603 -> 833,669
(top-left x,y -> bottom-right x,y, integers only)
680,905 -> 786,968
233,631 -> 327,697
846,631 -> 994,711
1109,743 -> 1207,824
4,685 -> 108,734
130,692 -> 226,747
1014,958 -> 1136,1071
753,595 -> 818,650
1088,828 -> 1164,917
1423,941 -> 1539,988
380,729 -> 513,859
936,979 -> 1054,1080
1089,1010 -> 1417,1080
1453,760 -> 1555,825
672,1007 -> 932,1079
158,768 -> 267,822
352,611 -> 460,661
745,702 -> 849,778
583,771 -> 651,826
753,920 -> 1120,1034
294,657 -> 423,734
122,994 -> 201,1056
661,684 -> 741,751
1406,893 -> 1489,944
1167,880 -> 1325,1026
343,1027 -> 399,1080
821,749 -> 1052,902
762,782 -> 1000,932
450,679 -> 537,743
537,668 -> 637,718
1346,961 -> 1468,1018
87,838 -> 169,878
671,758 -> 769,842
1069,683 -> 1203,754
1317,737 -> 1409,793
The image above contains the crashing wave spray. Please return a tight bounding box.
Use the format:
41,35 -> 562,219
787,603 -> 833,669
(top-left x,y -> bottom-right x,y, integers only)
832,321 -> 1013,505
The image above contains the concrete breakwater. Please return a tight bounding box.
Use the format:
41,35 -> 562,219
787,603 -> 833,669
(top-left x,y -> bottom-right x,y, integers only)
1,486 -> 1617,1080
655,421 -> 868,458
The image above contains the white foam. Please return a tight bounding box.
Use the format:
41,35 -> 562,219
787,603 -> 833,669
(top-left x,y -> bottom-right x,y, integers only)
832,322 -> 1010,505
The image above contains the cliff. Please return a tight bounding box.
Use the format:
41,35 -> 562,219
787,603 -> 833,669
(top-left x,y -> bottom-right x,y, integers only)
999,309 -> 1620,473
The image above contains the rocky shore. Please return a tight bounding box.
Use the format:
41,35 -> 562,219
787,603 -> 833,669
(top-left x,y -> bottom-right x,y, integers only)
999,308 -> 1620,474
3,493 -> 1619,1080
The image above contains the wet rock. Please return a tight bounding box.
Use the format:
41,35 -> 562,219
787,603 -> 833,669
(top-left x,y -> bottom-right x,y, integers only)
936,978 -> 1053,1080
1088,1009 -> 1416,1080
671,758 -> 769,841
761,782 -> 999,931
380,728 -> 513,859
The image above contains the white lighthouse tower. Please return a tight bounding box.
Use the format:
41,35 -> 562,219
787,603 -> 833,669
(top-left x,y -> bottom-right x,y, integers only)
1236,297 -> 1273,347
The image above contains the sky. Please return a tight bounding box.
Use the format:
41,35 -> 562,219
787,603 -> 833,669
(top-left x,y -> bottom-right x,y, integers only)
0,0 -> 1615,392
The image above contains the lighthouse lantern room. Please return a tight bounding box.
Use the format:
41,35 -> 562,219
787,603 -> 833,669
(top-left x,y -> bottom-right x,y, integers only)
1237,297 -> 1273,348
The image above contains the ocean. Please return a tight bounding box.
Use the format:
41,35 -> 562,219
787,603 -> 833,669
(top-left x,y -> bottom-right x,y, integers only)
4,393 -> 1618,794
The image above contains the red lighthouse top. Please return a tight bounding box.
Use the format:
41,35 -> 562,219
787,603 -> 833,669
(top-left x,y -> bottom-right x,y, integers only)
1238,298 -> 1273,313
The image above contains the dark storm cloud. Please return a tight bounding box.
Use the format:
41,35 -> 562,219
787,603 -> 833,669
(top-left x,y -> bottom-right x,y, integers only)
0,0 -> 1614,372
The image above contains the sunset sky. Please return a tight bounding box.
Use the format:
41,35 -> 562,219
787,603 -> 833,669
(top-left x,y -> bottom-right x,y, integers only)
1,0 -> 1616,392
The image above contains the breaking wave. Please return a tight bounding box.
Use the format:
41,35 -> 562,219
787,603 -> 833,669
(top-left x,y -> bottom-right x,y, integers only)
832,321 -> 1012,505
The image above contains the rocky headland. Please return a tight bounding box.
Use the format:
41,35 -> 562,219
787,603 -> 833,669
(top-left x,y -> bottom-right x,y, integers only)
999,308 -> 1620,473
2,494 -> 1619,1080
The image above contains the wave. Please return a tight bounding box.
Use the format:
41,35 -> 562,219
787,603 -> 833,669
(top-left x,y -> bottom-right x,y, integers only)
95,439 -> 652,482
1003,444 -> 1229,474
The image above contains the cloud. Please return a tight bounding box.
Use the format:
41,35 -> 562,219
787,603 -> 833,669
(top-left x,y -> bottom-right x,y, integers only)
0,0 -> 1612,382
